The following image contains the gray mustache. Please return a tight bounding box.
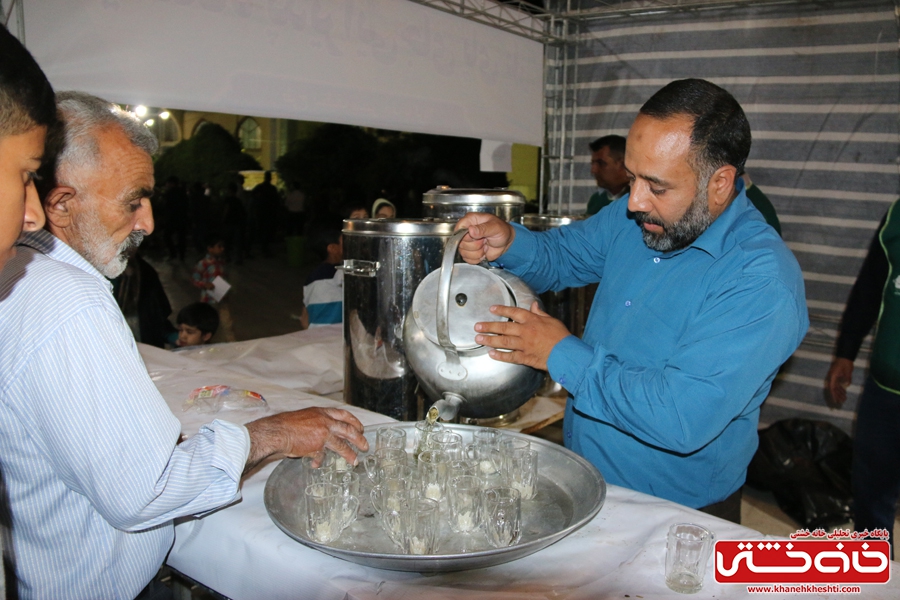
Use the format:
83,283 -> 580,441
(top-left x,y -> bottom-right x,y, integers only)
122,231 -> 145,253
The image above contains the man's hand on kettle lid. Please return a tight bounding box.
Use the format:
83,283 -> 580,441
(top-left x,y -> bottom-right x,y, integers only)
473,302 -> 571,371
455,213 -> 515,264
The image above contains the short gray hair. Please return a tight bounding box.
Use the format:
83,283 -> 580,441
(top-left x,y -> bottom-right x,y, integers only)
51,91 -> 157,187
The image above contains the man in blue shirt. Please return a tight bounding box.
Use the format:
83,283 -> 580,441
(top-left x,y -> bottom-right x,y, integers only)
457,79 -> 808,522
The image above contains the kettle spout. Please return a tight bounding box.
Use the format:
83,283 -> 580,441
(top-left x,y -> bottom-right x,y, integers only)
429,392 -> 465,422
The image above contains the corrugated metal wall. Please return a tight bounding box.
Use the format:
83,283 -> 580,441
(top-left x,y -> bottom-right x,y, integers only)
561,0 -> 900,434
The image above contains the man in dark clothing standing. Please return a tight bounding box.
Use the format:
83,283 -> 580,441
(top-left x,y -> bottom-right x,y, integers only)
222,182 -> 247,264
585,135 -> 630,216
252,171 -> 281,257
162,176 -> 189,261
825,200 -> 900,557
189,181 -> 211,253
111,253 -> 177,348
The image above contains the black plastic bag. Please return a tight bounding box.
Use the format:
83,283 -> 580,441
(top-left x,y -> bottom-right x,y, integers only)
746,418 -> 853,530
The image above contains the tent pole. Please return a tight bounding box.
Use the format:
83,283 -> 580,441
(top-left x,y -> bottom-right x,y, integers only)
1,0 -> 26,44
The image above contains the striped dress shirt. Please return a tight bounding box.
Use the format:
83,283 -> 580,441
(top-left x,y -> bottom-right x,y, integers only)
0,230 -> 250,599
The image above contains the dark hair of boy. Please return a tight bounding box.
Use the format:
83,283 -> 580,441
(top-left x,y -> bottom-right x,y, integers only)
344,204 -> 368,219
205,232 -> 226,250
0,25 -> 57,138
308,229 -> 341,261
177,302 -> 220,336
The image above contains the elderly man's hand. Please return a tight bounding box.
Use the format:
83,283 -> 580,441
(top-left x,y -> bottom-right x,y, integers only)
243,407 -> 368,474
825,358 -> 854,409
474,301 -> 570,371
455,213 -> 516,264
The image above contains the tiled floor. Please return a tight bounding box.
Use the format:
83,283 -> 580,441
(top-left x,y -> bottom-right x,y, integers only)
146,238 -> 898,543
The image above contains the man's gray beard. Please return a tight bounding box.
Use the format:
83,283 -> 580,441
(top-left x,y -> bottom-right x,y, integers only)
76,208 -> 145,278
633,185 -> 714,253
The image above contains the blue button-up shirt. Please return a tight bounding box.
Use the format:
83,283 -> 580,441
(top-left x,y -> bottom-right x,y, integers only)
0,230 -> 250,599
499,183 -> 808,508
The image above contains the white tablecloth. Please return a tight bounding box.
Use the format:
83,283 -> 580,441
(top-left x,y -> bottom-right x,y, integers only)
170,324 -> 345,397
138,342 -> 899,600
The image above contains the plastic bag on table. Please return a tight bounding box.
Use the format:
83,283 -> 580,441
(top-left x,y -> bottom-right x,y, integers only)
746,418 -> 852,530
183,385 -> 268,414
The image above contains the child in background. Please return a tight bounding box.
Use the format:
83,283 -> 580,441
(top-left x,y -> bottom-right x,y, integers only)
345,204 -> 368,219
192,233 -> 226,304
191,233 -> 235,341
301,229 -> 343,328
175,302 -> 220,347
371,198 -> 396,219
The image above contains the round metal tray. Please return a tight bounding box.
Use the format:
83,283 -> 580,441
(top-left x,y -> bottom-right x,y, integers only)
264,423 -> 606,572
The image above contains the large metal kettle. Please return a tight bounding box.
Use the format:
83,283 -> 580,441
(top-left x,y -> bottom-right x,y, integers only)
402,229 -> 544,420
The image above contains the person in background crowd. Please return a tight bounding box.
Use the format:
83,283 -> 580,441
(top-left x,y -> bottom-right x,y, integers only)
825,200 -> 900,558
372,198 -> 396,219
741,173 -> 782,236
175,302 -> 219,348
300,229 -> 344,328
189,180 -> 211,253
111,251 -> 177,348
161,175 -> 188,262
346,205 -> 368,219
1,90 -> 368,600
221,181 -> 247,264
456,79 -> 808,523
585,135 -> 630,216
285,180 -> 306,236
251,170 -> 281,257
235,174 -> 255,259
0,23 -> 57,600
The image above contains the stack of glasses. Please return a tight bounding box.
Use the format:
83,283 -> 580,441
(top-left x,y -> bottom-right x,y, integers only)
300,422 -> 541,555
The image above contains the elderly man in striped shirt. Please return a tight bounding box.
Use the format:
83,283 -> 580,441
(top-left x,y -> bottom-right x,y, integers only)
0,92 -> 368,600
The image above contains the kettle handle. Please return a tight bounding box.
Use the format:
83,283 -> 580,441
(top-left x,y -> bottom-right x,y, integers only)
435,229 -> 468,378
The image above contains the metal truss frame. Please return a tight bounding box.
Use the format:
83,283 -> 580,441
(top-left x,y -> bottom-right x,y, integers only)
408,1 -> 819,42
541,0 -> 581,214
565,0 -> 812,21
406,0 -> 568,44
409,0 -> 827,212
1,0 -> 26,42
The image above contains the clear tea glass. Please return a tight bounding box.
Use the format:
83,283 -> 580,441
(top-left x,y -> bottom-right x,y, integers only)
665,523 -> 715,594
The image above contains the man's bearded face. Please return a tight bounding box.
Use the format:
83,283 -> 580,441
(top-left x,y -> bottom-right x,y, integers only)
631,176 -> 714,253
59,125 -> 155,278
77,203 -> 145,278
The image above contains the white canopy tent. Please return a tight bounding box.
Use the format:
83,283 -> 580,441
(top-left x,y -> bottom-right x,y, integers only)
17,0 -> 545,147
